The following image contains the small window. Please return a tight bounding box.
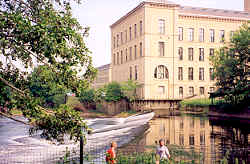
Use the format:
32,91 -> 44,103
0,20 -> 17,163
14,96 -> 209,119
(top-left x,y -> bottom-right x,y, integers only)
199,48 -> 204,61
200,87 -> 204,95
189,134 -> 195,146
209,68 -> 215,80
199,28 -> 204,42
140,42 -> 143,57
135,65 -> 138,80
129,47 -> 132,60
117,52 -> 119,65
189,86 -> 194,95
179,87 -> 183,97
178,47 -> 183,60
209,48 -> 214,56
188,48 -> 193,61
125,49 -> 128,62
159,19 -> 165,34
199,67 -> 204,80
134,24 -> 137,38
113,54 -> 116,65
129,27 -> 132,40
154,65 -> 169,79
178,27 -> 183,41
140,21 -> 143,35
210,29 -> 215,42
200,131 -> 205,145
178,67 -> 183,80
220,30 -> 225,42
188,28 -> 194,41
188,67 -> 193,80
179,134 -> 184,145
134,45 -> 137,59
159,42 -> 165,56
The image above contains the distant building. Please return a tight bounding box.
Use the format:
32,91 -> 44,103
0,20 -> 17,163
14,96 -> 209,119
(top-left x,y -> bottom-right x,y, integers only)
245,0 -> 250,12
92,64 -> 111,88
110,0 -> 250,101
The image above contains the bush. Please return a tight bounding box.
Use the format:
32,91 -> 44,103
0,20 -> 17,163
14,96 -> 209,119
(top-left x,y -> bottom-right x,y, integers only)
104,82 -> 124,102
79,88 -> 96,104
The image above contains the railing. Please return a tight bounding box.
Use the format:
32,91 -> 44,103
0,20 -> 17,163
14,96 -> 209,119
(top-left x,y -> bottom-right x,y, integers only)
0,143 -> 249,164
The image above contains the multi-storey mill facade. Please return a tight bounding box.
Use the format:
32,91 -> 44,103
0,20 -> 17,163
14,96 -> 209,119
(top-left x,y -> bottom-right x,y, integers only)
110,0 -> 250,102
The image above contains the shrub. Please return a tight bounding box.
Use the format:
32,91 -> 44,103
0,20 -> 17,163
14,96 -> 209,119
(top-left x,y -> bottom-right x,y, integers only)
104,82 -> 124,102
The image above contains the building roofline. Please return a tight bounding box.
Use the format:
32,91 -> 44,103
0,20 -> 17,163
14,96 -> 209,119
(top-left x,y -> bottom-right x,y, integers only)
110,1 -> 179,28
110,1 -> 250,29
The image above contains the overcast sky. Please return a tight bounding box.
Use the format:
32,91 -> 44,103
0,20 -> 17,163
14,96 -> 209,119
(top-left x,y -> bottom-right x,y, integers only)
71,0 -> 244,67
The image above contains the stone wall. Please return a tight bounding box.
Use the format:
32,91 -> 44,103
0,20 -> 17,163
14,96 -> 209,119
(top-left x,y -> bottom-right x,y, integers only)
97,99 -> 130,115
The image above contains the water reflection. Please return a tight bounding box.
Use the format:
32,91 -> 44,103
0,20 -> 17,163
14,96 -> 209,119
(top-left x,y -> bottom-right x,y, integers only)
128,110 -> 250,164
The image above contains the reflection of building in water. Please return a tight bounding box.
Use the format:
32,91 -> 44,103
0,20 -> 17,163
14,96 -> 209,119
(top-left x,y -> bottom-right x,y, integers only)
142,116 -> 250,164
145,116 -> 212,163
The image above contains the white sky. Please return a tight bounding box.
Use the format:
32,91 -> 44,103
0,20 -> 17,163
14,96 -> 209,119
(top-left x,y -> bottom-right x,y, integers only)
71,0 -> 244,67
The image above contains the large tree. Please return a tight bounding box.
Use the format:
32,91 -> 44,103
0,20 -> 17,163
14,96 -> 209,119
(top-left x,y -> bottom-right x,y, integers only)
0,0 -> 96,142
210,23 -> 250,107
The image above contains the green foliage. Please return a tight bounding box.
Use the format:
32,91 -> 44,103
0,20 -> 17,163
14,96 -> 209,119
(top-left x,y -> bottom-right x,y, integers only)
104,82 -> 124,102
0,0 -> 97,142
180,98 -> 213,108
29,104 -> 88,142
121,80 -> 141,102
79,88 -> 96,103
210,23 -> 250,107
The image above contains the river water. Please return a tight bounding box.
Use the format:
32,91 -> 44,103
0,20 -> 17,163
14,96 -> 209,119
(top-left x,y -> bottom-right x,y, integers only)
0,110 -> 249,164
120,110 -> 250,164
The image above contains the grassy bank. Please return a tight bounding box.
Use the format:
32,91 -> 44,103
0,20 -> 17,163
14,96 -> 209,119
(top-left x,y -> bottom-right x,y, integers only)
180,98 -> 225,108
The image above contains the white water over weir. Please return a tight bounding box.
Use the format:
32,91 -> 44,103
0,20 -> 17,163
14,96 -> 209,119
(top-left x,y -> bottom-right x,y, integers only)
0,112 -> 154,164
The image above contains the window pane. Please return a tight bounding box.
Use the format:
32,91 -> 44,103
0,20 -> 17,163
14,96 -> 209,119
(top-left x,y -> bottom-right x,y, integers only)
200,87 -> 204,95
199,68 -> 204,80
199,28 -> 204,42
158,86 -> 165,94
210,29 -> 215,42
120,50 -> 123,64
140,42 -> 143,57
188,28 -> 194,41
159,19 -> 165,34
134,24 -> 137,38
210,68 -> 214,80
188,48 -> 193,61
178,47 -> 183,60
178,27 -> 183,41
178,67 -> 183,80
134,45 -> 137,59
135,65 -> 138,80
188,67 -> 193,80
220,30 -> 225,42
159,42 -> 164,56
140,21 -> 143,35
199,48 -> 204,61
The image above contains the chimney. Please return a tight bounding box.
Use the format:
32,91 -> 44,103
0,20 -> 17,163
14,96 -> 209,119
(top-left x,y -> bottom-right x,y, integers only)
245,0 -> 250,12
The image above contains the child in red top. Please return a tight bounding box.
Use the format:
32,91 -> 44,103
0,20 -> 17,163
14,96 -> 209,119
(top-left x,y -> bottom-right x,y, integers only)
106,141 -> 117,164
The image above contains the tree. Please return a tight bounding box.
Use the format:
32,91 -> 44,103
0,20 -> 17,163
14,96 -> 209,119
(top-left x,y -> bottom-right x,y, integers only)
0,0 -> 97,142
210,23 -> 250,106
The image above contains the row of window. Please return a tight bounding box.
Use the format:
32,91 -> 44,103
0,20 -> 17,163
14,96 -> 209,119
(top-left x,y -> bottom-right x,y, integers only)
129,66 -> 138,80
113,20 -> 143,49
178,47 -> 215,61
179,86 -> 215,97
179,133 -> 206,146
178,67 -> 215,81
157,85 -> 215,96
113,42 -> 143,65
178,27 -> 234,43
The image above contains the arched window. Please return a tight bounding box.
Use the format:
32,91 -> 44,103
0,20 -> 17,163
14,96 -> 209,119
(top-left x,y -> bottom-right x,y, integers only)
154,65 -> 169,79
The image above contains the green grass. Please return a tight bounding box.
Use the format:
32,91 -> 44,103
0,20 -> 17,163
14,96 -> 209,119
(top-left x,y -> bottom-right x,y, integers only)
180,98 -> 224,108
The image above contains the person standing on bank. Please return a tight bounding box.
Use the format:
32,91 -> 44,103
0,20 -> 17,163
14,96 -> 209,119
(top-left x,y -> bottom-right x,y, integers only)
106,141 -> 117,164
156,139 -> 171,164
